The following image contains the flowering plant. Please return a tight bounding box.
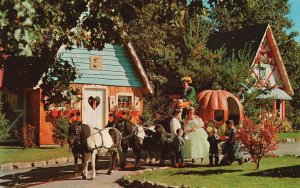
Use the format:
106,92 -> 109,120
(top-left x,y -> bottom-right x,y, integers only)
235,117 -> 279,170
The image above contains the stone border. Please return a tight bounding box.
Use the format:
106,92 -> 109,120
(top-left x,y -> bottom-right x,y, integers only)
278,138 -> 300,143
0,156 -> 73,172
116,167 -> 190,188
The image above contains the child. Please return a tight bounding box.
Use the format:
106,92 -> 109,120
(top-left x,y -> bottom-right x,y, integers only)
207,128 -> 220,166
105,113 -> 116,128
173,128 -> 185,167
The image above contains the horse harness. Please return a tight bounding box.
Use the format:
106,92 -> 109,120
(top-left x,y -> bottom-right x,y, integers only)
90,128 -> 122,155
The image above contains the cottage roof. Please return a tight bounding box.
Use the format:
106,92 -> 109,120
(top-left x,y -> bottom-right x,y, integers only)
59,43 -> 153,93
3,43 -> 153,93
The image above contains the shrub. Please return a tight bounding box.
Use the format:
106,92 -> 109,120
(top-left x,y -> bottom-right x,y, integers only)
52,116 -> 69,147
275,118 -> 293,133
14,123 -> 36,148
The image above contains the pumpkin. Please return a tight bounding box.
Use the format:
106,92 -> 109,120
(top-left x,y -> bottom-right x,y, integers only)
197,90 -> 244,128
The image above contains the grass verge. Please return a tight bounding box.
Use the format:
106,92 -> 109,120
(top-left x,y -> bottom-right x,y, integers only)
131,156 -> 300,188
278,132 -> 300,139
0,146 -> 72,165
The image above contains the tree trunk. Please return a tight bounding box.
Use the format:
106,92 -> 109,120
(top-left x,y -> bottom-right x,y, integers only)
255,159 -> 260,171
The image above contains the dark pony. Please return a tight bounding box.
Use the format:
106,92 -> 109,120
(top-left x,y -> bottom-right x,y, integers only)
154,124 -> 176,166
142,126 -> 162,164
119,120 -> 145,169
120,120 -> 176,169
120,120 -> 166,169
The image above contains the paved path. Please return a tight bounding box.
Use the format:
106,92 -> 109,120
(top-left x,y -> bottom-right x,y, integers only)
0,142 -> 299,188
274,142 -> 300,157
0,158 -> 141,188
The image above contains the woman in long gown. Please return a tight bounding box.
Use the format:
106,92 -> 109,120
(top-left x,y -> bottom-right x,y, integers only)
183,107 -> 209,162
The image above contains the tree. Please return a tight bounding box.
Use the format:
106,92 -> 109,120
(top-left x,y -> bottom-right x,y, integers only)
0,0 -> 145,108
235,81 -> 280,170
126,1 -> 206,118
178,17 -> 254,93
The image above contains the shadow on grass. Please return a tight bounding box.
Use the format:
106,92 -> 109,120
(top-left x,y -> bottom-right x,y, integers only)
0,160 -> 112,187
174,169 -> 243,176
244,165 -> 300,178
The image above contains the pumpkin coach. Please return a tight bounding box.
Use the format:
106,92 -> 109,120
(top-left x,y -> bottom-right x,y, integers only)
197,90 -> 244,129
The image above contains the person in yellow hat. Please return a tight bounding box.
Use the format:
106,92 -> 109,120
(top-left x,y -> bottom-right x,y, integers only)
179,76 -> 197,118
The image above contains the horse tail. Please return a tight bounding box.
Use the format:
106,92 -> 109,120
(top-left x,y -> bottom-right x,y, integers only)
108,128 -> 121,145
108,128 -> 123,164
109,128 -> 122,147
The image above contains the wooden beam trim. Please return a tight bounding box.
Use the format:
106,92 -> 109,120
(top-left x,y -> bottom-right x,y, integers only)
266,28 -> 294,95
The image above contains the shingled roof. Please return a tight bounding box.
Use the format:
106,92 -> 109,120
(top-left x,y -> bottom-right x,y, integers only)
207,23 -> 269,56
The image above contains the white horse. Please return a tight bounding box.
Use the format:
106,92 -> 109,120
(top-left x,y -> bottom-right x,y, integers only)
80,125 -> 122,179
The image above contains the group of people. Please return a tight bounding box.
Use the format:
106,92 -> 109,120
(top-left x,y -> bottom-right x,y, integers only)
170,107 -> 210,167
170,76 -> 243,167
170,109 -> 242,168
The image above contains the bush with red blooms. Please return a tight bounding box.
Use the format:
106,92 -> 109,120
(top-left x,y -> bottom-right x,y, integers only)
236,117 -> 279,171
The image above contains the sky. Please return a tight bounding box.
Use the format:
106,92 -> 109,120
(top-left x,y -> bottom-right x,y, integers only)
288,0 -> 300,42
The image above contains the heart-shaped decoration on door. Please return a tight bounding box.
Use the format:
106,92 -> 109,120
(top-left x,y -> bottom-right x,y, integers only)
88,96 -> 101,110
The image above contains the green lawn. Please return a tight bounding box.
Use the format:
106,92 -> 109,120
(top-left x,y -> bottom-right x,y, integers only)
131,156 -> 300,188
278,132 -> 300,139
0,146 -> 73,165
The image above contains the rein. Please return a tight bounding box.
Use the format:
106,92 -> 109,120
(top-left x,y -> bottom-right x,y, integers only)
138,106 -> 173,127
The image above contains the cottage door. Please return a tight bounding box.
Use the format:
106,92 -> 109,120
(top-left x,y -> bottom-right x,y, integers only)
82,87 -> 106,128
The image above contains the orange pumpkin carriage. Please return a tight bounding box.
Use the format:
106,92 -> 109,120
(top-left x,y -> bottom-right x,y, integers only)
196,90 -> 244,135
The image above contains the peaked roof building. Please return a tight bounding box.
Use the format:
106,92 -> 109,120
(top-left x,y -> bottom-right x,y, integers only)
207,23 -> 293,97
206,23 -> 294,119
